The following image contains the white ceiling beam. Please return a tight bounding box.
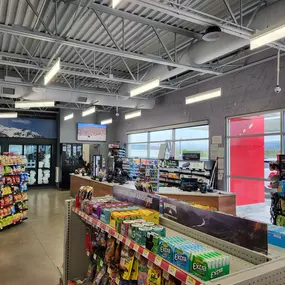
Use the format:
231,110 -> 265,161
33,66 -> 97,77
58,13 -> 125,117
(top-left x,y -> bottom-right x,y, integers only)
0,25 -> 221,76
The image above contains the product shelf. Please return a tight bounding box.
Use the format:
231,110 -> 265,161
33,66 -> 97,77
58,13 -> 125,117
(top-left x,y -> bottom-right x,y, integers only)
73,207 -> 202,285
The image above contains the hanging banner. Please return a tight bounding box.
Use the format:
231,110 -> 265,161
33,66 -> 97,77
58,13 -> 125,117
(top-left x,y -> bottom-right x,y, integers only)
161,197 -> 268,254
113,185 -> 160,211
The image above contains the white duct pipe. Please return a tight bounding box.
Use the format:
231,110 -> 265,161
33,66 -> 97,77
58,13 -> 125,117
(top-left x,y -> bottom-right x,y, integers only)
0,83 -> 155,109
120,0 -> 285,93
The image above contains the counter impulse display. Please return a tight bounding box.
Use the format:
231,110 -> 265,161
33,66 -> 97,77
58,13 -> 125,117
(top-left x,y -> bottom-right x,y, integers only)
0,153 -> 28,230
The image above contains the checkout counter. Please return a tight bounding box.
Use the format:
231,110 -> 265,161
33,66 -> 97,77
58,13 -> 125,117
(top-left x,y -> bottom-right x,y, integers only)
70,174 -> 236,215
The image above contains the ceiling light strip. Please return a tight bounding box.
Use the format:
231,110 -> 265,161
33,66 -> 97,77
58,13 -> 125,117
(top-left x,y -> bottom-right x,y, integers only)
125,110 -> 142,120
44,58 -> 61,85
15,101 -> 55,108
101,119 -> 113,125
130,78 -> 160,97
250,22 -> 285,50
64,113 -> 74,121
112,0 -> 123,8
0,112 -> 18,118
82,106 -> 96,117
185,88 -> 221,104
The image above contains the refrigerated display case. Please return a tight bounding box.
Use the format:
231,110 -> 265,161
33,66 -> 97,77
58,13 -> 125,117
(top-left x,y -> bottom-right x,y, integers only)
38,145 -> 52,185
92,155 -> 102,179
7,144 -> 53,186
24,145 -> 37,185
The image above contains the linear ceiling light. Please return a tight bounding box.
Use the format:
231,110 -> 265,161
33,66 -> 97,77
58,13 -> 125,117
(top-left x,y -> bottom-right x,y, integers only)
112,0 -> 123,8
185,88 -> 222,104
0,112 -> 18,118
101,118 -> 113,125
250,22 -> 285,50
82,106 -> 96,117
64,113 -> 74,121
130,78 -> 160,97
44,58 -> 61,85
15,101 -> 55,109
125,110 -> 142,120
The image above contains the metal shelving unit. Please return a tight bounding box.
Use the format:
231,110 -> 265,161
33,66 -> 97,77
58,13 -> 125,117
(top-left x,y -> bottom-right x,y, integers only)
63,199 -> 285,285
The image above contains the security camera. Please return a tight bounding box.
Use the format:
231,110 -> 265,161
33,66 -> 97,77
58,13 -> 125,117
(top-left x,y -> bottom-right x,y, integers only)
115,112 -> 119,117
274,85 -> 282,93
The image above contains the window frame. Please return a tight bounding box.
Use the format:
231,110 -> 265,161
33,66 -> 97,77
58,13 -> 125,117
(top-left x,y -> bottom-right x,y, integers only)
126,122 -> 210,159
225,110 -> 284,192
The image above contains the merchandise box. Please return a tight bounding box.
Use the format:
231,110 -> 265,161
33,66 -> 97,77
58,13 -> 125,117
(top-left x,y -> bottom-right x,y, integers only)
268,224 -> 285,249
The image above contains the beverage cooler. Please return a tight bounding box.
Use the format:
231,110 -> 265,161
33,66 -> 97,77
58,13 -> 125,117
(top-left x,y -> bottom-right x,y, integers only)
60,143 -> 83,189
8,144 -> 53,186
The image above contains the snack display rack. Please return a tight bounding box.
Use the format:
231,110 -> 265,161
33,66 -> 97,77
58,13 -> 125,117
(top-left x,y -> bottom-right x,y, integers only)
0,154 -> 29,230
63,198 -> 285,285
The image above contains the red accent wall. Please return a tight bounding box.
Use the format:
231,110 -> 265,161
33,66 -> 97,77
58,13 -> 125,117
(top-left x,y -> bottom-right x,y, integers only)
229,117 -> 265,205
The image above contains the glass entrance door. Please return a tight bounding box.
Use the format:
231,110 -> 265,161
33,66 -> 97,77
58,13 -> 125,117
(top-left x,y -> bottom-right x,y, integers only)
38,145 -> 52,185
24,145 -> 37,185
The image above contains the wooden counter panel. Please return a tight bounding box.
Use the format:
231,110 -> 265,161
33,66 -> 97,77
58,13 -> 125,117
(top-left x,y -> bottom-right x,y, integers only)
70,175 -> 112,197
159,193 -> 236,215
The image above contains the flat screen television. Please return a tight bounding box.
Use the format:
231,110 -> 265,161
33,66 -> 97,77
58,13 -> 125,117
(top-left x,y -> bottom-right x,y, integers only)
77,123 -> 107,142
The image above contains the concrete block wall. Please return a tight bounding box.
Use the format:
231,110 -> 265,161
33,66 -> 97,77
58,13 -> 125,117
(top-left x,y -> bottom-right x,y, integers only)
114,58 -> 285,190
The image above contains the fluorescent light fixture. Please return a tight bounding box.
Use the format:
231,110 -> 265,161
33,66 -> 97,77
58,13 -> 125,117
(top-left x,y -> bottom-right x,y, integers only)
15,101 -> 55,109
185,88 -> 222,104
250,22 -> 285,50
112,0 -> 123,8
82,106 -> 96,117
44,58 -> 61,85
125,110 -> 141,120
101,118 -> 113,125
64,113 -> 74,121
130,78 -> 160,97
0,112 -> 18,118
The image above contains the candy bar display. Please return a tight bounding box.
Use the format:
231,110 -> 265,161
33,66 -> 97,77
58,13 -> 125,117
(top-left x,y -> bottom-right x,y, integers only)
0,153 -> 29,230
70,194 -> 231,285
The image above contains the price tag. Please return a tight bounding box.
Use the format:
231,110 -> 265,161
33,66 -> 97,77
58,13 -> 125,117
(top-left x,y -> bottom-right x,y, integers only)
168,265 -> 177,276
163,271 -> 169,280
108,234 -> 111,238
135,252 -> 140,259
142,249 -> 149,258
114,232 -> 119,239
100,260 -> 104,267
93,253 -> 97,260
118,235 -> 123,241
86,251 -> 90,256
186,276 -> 197,285
154,256 -> 162,266
133,244 -> 139,251
107,267 -> 111,274
125,239 -> 131,247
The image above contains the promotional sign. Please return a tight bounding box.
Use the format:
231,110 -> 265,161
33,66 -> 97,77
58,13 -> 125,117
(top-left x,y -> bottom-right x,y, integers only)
161,197 -> 268,254
113,185 -> 160,211
0,117 -> 57,138
183,152 -> 201,161
163,160 -> 179,167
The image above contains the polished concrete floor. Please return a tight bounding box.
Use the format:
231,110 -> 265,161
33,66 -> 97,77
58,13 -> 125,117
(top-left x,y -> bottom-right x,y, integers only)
0,188 -> 70,285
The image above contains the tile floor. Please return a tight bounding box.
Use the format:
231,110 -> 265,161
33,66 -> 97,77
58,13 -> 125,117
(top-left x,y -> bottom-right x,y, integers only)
237,198 -> 272,224
0,188 -> 70,285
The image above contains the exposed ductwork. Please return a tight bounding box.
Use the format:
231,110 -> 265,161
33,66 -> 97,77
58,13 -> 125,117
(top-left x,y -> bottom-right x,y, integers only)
0,81 -> 156,109
120,0 -> 285,94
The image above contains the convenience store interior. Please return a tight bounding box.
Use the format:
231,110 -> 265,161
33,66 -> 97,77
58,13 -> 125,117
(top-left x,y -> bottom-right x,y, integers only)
1,0 -> 285,284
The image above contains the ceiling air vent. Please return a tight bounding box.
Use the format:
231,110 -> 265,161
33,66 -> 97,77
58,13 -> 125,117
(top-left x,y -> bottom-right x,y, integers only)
2,87 -> 15,95
77,96 -> 88,103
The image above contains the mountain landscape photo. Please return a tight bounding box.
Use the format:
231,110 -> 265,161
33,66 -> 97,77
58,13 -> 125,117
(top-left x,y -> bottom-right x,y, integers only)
0,125 -> 44,138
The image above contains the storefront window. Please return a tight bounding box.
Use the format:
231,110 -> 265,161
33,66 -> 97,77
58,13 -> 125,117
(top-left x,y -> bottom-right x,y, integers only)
175,140 -> 209,160
227,112 -> 282,207
127,123 -> 209,159
127,143 -> 147,158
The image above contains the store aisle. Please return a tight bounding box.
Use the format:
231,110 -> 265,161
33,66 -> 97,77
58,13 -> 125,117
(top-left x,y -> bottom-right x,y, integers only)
0,189 -> 70,285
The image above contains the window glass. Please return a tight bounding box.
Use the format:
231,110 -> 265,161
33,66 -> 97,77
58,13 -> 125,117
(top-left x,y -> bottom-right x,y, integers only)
127,143 -> 147,158
228,112 -> 280,136
128,132 -> 148,143
175,140 -> 209,160
149,143 -> 162,158
175,125 -> 209,140
150,130 -> 172,142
